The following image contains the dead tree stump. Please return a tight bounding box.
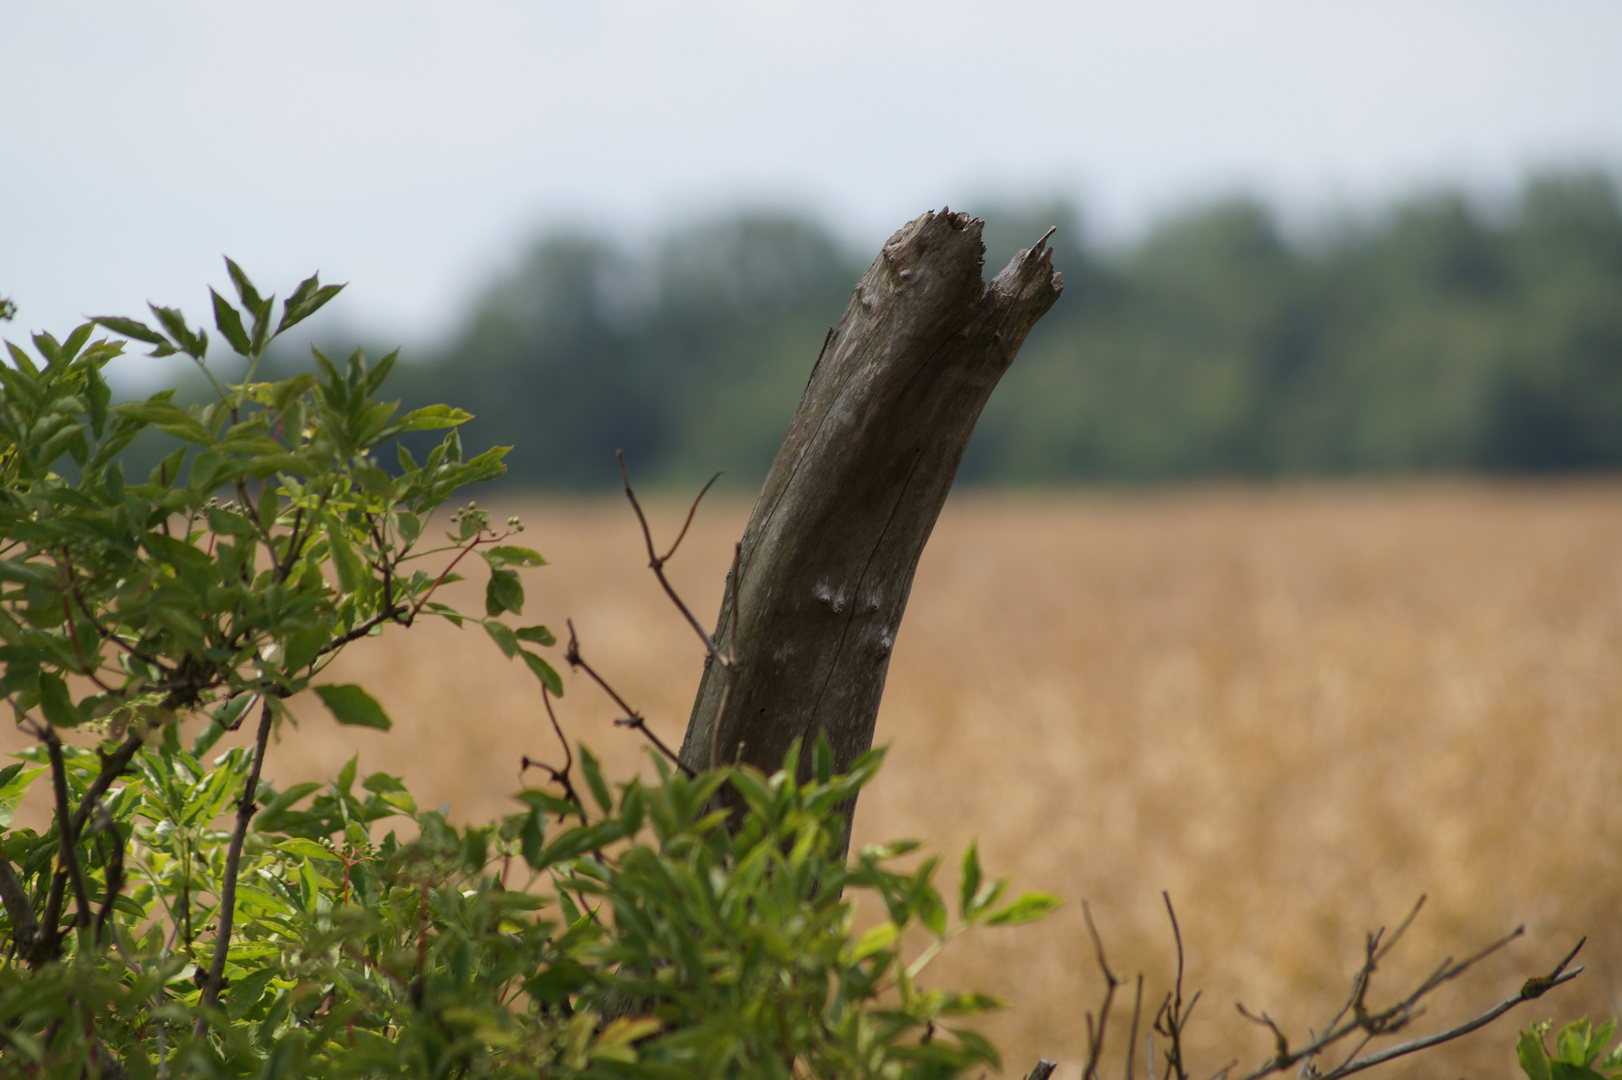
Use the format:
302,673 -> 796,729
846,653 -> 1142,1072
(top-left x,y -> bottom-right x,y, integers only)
677,209 -> 1062,833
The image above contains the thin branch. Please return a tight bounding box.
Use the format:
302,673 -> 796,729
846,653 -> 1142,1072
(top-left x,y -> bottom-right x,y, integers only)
1232,921 -> 1579,1080
310,603 -> 409,662
1125,974 -> 1144,1080
197,697 -> 276,1029
1235,1003 -> 1290,1068
616,452 -> 729,668
1154,891 -> 1194,1080
402,525 -> 513,624
1372,894 -> 1426,965
1318,954 -> 1582,1080
274,505 -> 305,583
68,735 -> 144,843
662,470 -> 722,564
1083,899 -> 1122,1080
520,686 -> 587,824
41,727 -> 93,939
564,619 -> 692,776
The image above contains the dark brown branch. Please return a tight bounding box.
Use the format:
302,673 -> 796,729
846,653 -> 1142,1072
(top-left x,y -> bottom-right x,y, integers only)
1125,974 -> 1144,1080
1083,900 -> 1122,1080
1023,1063 -> 1057,1080
42,727 -> 93,939
274,505 -> 304,583
520,686 -> 587,824
197,697 -> 276,1027
564,620 -> 692,777
401,524 -> 512,624
68,735 -> 144,844
1311,944 -> 1583,1080
311,603 -> 409,662
617,453 -> 728,668
1154,891 -> 1195,1080
1228,912 -> 1577,1080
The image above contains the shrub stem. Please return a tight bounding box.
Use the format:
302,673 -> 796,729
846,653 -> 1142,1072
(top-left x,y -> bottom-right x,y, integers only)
197,697 -> 274,1030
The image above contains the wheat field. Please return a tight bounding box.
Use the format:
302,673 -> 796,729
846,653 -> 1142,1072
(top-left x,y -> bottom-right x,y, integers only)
9,482 -> 1622,1078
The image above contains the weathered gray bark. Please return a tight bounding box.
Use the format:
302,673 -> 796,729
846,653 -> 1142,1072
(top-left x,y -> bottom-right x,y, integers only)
676,209 -> 1062,807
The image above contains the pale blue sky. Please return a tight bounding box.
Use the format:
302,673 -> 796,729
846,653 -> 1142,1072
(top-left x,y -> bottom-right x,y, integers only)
5,1 -> 1621,346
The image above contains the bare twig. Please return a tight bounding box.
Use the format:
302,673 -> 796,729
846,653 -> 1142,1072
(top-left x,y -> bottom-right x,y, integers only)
1308,942 -> 1584,1080
1155,892 -> 1196,1080
1083,900 -> 1123,1080
616,452 -> 729,668
1227,915 -> 1581,1080
520,686 -> 587,823
1126,974 -> 1145,1080
564,620 -> 692,777
1023,1063 -> 1058,1080
197,697 -> 277,1030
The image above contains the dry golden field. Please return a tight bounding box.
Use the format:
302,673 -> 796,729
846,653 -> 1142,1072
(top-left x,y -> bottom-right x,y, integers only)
9,481 -> 1622,1078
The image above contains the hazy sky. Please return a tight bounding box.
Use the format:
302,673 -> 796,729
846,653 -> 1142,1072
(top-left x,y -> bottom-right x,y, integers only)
6,1 -> 1621,345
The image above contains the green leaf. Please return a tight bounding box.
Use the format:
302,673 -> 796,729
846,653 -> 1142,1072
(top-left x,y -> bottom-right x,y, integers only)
394,510 -> 422,545
984,891 -> 1062,927
486,567 -> 523,616
298,857 -> 321,913
336,753 -> 358,793
515,625 -> 556,647
0,559 -> 58,586
38,672 -> 84,728
224,257 -> 263,312
277,278 -> 343,333
224,966 -> 278,1021
521,650 -> 563,696
325,518 -> 366,595
210,288 -> 252,356
484,545 -> 546,569
482,619 -> 520,659
92,315 -> 167,346
948,1027 -> 1002,1070
282,625 -> 331,674
277,838 -> 340,862
525,961 -> 590,1005
149,304 -> 207,359
580,748 -> 612,814
149,443 -> 188,486
850,920 -> 898,961
960,843 -> 983,920
0,764 -> 45,829
256,780 -> 322,822
395,404 -> 472,432
314,684 -> 391,731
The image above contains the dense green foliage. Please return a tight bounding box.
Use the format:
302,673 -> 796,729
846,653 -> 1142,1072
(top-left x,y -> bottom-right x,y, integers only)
0,268 -> 1054,1077
381,169 -> 1622,488
1518,1018 -> 1622,1080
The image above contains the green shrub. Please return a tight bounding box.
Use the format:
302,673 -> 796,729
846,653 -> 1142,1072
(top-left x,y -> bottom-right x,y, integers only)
1518,1018 -> 1622,1080
0,266 -> 1054,1078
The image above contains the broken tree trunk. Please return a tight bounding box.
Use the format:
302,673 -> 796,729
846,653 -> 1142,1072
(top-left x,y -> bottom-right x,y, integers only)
676,209 -> 1062,828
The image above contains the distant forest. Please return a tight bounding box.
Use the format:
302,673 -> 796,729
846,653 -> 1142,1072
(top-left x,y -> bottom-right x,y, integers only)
375,169 -> 1622,489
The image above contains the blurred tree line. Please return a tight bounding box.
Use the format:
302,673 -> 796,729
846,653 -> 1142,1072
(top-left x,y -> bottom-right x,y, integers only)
381,168 -> 1622,489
